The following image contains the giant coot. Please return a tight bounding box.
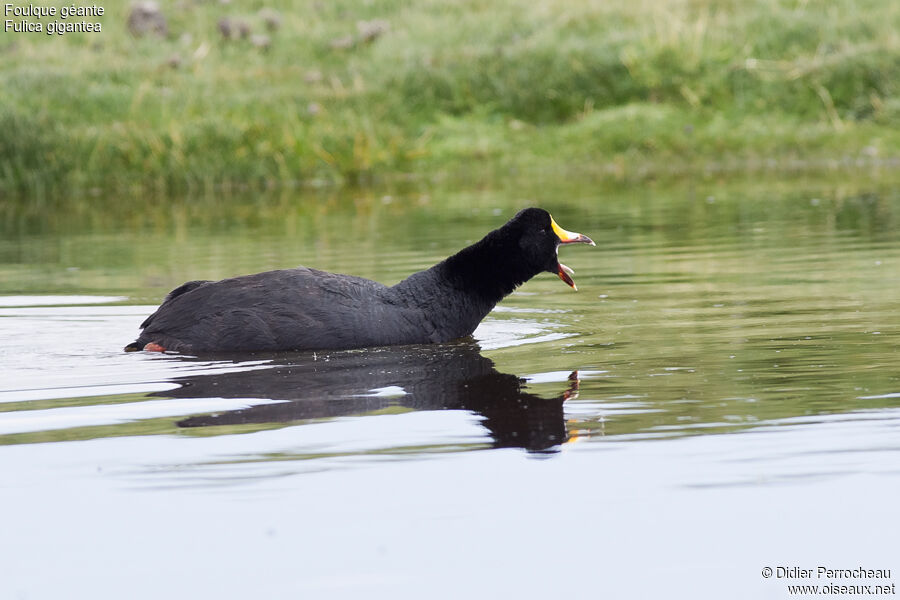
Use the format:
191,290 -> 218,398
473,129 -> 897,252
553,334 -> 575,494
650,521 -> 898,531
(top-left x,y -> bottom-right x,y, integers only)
125,207 -> 594,353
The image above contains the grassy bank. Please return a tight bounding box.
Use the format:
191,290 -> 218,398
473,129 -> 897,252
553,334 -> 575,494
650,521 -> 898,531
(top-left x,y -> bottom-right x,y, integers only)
1,0 -> 899,196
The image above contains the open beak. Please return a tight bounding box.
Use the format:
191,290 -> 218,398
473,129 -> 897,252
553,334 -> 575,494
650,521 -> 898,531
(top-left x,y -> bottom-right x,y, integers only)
557,262 -> 577,290
550,215 -> 595,290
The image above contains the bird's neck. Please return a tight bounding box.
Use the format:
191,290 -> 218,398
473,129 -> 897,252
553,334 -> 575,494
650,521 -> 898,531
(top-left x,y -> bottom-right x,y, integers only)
392,231 -> 535,340
438,232 -> 533,301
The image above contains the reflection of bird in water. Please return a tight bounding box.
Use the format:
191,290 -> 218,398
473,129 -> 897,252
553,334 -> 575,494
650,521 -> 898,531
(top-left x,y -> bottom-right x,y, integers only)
158,343 -> 578,453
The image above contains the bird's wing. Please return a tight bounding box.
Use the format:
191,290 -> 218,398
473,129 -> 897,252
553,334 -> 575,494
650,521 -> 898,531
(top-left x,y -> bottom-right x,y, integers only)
140,268 -> 433,351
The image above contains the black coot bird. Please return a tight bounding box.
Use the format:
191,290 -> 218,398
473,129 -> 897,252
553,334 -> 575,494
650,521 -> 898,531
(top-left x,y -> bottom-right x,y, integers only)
125,208 -> 594,353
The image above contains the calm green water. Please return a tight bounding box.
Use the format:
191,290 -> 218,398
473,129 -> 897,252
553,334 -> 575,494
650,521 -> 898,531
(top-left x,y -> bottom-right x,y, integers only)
2,174 -> 899,599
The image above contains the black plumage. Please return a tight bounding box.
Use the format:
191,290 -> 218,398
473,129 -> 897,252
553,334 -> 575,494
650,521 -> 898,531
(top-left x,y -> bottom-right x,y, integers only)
125,207 -> 594,353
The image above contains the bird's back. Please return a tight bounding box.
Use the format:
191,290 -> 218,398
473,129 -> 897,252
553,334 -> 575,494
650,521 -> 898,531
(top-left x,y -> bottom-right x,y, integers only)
134,267 -> 437,352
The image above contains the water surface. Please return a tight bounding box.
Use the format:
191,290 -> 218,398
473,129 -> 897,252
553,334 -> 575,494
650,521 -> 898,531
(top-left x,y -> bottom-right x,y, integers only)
2,174 -> 899,598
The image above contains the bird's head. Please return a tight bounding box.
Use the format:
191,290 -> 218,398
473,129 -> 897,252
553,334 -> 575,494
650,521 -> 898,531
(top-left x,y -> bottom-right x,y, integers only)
507,208 -> 595,291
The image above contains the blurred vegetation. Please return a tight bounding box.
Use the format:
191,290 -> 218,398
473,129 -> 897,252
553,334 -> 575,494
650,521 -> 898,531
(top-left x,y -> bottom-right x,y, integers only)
1,0 -> 899,196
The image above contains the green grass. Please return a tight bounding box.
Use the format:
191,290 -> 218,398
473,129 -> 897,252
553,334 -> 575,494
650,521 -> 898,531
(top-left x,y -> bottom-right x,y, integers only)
1,0 -> 899,196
